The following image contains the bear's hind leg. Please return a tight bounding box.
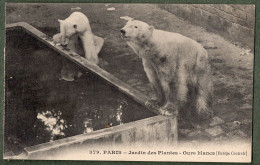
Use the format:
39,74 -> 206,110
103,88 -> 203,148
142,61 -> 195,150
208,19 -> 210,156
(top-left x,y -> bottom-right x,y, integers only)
177,65 -> 188,105
93,35 -> 104,55
196,74 -> 213,119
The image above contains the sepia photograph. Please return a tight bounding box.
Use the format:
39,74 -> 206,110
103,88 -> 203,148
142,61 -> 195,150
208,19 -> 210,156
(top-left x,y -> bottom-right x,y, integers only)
3,3 -> 254,162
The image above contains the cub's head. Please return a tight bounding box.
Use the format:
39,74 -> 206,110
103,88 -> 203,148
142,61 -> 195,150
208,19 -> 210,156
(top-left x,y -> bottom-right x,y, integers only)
58,13 -> 91,45
58,19 -> 78,45
121,20 -> 154,42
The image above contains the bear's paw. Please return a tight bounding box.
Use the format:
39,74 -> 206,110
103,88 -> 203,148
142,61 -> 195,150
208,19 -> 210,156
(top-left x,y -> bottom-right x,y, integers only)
145,97 -> 161,108
159,103 -> 178,116
198,108 -> 214,120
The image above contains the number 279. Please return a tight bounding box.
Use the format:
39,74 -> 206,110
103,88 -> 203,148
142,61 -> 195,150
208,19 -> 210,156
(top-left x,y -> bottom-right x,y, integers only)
89,150 -> 100,154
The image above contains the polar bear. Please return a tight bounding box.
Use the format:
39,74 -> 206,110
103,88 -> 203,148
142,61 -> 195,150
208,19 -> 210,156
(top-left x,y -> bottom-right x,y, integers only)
121,20 -> 213,119
58,12 -> 104,64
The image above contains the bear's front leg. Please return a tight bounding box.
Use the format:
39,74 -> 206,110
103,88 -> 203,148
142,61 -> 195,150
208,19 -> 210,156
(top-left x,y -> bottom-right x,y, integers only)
159,102 -> 178,116
142,58 -> 165,108
159,81 -> 178,116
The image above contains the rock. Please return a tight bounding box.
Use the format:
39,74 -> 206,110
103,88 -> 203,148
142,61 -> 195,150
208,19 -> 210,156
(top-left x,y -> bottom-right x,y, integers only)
107,7 -> 115,11
120,16 -> 134,21
179,128 -> 192,135
71,7 -> 81,10
241,119 -> 252,125
234,121 -> 242,125
214,135 -> 229,143
226,130 -> 248,139
187,130 -> 212,141
222,121 -> 241,131
203,42 -> 218,49
205,126 -> 224,137
240,49 -> 251,56
209,116 -> 224,126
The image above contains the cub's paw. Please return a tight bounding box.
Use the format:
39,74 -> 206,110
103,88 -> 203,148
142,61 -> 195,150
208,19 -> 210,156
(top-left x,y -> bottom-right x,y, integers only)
145,98 -> 160,108
159,103 -> 178,116
198,109 -> 214,120
88,57 -> 99,65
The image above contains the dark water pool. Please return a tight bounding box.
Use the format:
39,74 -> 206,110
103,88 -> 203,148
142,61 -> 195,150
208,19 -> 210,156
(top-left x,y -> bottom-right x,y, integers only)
4,29 -> 155,154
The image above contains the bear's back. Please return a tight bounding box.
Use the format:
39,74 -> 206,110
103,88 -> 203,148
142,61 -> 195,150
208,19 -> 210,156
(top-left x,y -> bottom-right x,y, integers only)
67,12 -> 89,21
153,30 -> 200,46
152,29 -> 206,56
150,29 -> 208,68
65,12 -> 91,31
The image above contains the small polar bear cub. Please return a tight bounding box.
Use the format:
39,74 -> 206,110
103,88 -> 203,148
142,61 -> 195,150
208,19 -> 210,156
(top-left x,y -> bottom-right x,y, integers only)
121,19 -> 213,119
58,12 -> 104,64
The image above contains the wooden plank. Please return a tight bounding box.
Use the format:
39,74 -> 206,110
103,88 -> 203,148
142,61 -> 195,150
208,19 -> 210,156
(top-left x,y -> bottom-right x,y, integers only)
24,115 -> 177,156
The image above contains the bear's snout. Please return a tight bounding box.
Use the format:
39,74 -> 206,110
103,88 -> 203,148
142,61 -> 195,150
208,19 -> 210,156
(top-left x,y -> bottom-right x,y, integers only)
120,29 -> 126,35
61,38 -> 68,46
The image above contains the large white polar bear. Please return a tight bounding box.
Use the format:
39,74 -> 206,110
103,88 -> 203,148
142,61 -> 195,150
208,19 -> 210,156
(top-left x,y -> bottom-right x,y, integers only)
121,19 -> 213,119
58,12 -> 104,64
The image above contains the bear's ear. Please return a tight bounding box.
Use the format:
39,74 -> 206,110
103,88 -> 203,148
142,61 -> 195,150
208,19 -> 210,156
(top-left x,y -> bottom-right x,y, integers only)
120,16 -> 134,21
58,19 -> 64,23
149,26 -> 154,33
128,18 -> 134,21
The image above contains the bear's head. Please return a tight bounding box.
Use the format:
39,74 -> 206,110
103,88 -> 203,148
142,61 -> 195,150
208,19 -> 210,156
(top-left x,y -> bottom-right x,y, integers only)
58,19 -> 78,45
58,12 -> 92,45
121,20 -> 154,43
